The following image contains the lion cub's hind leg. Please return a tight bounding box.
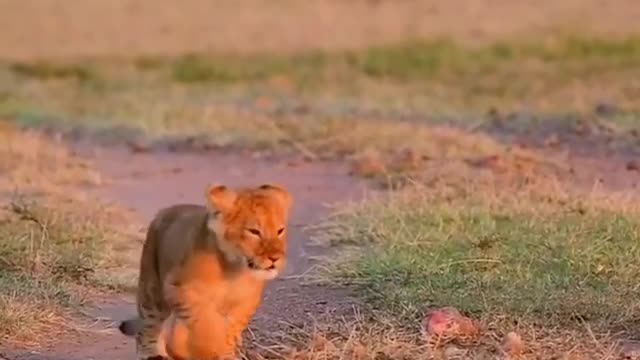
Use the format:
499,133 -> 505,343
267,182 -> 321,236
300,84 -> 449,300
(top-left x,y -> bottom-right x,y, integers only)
135,305 -> 170,360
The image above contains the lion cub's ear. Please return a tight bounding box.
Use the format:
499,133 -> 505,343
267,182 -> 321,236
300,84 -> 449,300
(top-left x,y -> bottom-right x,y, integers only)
259,184 -> 293,212
206,184 -> 237,214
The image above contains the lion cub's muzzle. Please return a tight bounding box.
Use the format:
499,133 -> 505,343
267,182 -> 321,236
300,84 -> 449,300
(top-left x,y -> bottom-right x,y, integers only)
246,254 -> 286,279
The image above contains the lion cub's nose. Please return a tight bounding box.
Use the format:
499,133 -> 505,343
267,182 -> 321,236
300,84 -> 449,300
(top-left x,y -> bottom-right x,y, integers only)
267,255 -> 282,268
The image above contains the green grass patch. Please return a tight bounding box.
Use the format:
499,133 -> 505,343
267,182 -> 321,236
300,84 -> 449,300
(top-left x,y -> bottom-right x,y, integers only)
322,183 -> 640,332
170,52 -> 328,84
349,36 -> 640,80
139,36 -> 640,97
135,36 -> 640,84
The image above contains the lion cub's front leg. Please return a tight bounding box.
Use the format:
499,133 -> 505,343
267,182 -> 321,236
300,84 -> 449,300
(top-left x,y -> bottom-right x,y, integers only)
162,271 -> 238,359
163,309 -> 236,360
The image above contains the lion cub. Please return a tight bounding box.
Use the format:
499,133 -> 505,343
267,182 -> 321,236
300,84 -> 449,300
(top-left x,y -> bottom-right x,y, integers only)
118,183 -> 293,360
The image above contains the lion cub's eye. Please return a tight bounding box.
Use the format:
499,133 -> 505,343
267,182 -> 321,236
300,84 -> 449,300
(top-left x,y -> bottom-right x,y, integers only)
247,228 -> 261,236
277,227 -> 285,236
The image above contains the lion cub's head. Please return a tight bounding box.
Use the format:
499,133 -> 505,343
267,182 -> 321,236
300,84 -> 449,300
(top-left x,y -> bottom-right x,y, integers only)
206,183 -> 293,280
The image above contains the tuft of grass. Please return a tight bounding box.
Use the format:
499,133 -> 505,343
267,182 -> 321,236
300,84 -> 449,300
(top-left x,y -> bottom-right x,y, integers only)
170,52 -> 328,84
1,199 -> 116,284
0,272 -> 79,344
10,62 -> 98,82
319,172 -> 640,354
166,36 -> 640,84
0,198 -> 110,343
172,55 -> 240,83
349,36 -> 640,80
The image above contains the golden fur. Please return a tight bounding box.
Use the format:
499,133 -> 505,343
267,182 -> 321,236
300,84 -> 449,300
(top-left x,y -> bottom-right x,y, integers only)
118,183 -> 293,360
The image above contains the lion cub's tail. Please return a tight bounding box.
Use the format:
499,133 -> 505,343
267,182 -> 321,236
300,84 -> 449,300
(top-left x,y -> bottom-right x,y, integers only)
118,317 -> 143,337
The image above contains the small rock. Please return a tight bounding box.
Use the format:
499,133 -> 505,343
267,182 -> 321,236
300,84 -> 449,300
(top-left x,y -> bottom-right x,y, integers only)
626,160 -> 640,172
422,307 -> 480,341
502,331 -> 525,356
544,133 -> 561,148
594,102 -> 619,117
390,148 -> 424,173
621,340 -> 640,360
127,139 -> 152,153
487,106 -> 500,118
286,157 -> 305,168
467,155 -> 508,173
84,171 -> 103,186
573,120 -> 592,136
254,95 -> 274,111
250,151 -> 264,159
424,308 -> 455,336
443,344 -> 467,359
267,74 -> 294,92
487,107 -> 504,126
349,153 -> 386,178
349,341 -> 369,360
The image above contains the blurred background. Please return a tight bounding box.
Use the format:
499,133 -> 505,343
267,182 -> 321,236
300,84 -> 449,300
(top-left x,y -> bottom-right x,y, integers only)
1,0 -> 639,155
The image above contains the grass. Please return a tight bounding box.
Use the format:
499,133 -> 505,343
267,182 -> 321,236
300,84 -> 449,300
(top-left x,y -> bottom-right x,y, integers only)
0,200 -> 97,343
135,37 -> 640,86
0,35 -> 639,156
9,62 -> 99,82
0,272 -> 78,345
0,197 -> 134,344
0,129 -> 140,344
316,169 -> 640,357
244,317 -> 426,360
3,104 -> 528,170
170,53 -> 327,84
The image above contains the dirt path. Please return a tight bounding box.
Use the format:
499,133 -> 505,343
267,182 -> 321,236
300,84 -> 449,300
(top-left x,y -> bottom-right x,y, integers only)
6,147 -> 371,360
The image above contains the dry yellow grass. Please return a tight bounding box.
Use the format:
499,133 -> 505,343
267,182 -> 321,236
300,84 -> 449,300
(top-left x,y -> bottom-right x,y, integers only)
0,0 -> 639,60
245,312 -> 635,359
